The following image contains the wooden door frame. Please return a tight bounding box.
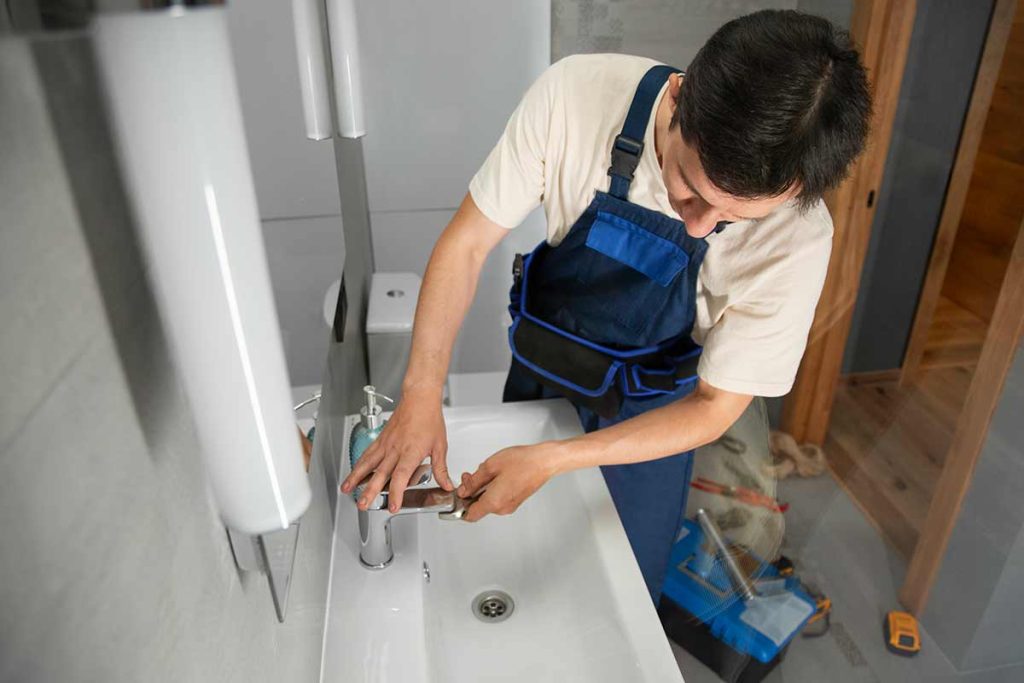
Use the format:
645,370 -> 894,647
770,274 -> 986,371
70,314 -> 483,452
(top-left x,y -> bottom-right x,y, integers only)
781,0 -> 918,445
899,0 -> 1018,384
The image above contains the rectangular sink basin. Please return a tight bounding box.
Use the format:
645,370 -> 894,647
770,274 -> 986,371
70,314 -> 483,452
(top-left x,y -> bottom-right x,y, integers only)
320,399 -> 683,683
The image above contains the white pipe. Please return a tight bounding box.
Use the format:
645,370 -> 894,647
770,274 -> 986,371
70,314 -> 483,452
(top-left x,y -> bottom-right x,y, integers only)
291,0 -> 335,140
93,7 -> 312,534
324,0 -> 366,138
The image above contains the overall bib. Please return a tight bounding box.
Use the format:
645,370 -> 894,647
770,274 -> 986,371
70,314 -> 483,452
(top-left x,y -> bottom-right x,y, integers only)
504,65 -> 716,604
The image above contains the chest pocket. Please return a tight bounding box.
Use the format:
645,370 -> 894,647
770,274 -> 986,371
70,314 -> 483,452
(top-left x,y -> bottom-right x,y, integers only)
586,211 -> 689,285
572,211 -> 691,343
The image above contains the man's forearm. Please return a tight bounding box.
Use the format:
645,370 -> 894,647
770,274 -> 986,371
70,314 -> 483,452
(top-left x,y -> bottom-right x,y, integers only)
547,381 -> 752,474
402,194 -> 509,399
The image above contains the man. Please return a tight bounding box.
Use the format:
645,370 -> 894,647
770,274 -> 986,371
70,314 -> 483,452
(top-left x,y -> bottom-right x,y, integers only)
342,10 -> 871,602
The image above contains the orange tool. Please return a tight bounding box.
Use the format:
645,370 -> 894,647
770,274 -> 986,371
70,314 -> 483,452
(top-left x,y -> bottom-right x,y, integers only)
690,477 -> 790,513
884,611 -> 921,656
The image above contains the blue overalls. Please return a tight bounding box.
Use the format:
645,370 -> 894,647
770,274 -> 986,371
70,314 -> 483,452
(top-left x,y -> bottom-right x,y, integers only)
503,65 -> 713,604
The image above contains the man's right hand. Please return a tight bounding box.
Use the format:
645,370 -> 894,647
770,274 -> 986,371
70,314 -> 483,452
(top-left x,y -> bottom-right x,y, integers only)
340,386 -> 453,513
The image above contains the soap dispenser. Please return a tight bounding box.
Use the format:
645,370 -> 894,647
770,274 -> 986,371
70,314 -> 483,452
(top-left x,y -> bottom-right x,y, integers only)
349,385 -> 393,471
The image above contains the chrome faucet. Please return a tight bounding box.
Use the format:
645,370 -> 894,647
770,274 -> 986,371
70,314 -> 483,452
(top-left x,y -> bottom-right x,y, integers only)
355,464 -> 475,569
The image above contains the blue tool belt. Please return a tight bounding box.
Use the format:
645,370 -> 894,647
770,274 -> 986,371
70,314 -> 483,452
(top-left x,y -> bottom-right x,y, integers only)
508,250 -> 702,419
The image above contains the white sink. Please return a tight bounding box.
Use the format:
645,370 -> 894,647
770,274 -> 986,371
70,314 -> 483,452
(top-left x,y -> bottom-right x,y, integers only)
320,399 -> 683,683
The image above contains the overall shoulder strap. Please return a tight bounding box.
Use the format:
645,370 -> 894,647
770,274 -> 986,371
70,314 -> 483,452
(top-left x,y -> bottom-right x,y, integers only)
608,64 -> 682,200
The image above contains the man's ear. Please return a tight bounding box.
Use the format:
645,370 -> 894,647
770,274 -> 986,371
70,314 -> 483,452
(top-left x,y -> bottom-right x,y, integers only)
666,73 -> 683,124
669,73 -> 683,100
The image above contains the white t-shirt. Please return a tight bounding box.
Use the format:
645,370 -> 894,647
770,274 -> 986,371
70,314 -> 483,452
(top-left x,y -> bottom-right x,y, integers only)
469,54 -> 833,397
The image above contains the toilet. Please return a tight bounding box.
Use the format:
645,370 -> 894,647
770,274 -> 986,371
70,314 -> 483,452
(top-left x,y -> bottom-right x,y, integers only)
366,272 -> 421,404
366,272 -> 507,407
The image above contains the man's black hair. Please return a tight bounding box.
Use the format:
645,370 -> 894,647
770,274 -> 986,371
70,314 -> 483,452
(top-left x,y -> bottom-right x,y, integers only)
674,10 -> 871,209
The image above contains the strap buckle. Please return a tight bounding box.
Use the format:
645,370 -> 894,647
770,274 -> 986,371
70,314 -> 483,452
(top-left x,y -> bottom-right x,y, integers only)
512,253 -> 525,283
608,134 -> 645,183
614,134 -> 645,156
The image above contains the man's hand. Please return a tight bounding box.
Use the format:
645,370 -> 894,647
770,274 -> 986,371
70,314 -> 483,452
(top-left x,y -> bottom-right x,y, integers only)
456,444 -> 560,522
340,194 -> 508,512
455,380 -> 751,523
340,387 -> 453,512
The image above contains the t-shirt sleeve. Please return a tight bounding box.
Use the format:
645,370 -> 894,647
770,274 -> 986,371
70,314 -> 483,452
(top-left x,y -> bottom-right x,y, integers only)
468,60 -> 562,229
697,220 -> 833,397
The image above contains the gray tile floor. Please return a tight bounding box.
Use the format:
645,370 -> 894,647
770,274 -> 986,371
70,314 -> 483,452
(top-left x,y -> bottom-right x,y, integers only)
669,474 -> 1024,682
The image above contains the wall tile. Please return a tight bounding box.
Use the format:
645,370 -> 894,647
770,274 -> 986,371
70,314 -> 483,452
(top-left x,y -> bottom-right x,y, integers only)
0,41 -> 108,449
552,0 -> 804,64
358,0 -> 550,214
261,215 -> 345,386
370,209 -> 453,276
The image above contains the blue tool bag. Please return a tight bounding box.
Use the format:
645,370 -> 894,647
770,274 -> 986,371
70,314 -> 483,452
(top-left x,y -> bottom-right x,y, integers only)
508,246 -> 703,419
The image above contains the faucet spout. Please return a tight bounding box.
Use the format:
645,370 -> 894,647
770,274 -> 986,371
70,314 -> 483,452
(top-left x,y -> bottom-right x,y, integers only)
354,464 -> 477,569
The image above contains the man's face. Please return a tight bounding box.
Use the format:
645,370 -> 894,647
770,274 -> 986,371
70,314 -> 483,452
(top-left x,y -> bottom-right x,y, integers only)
661,77 -> 799,237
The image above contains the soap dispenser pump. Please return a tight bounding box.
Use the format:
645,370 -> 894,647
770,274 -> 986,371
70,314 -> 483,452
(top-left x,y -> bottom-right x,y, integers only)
349,385 -> 393,470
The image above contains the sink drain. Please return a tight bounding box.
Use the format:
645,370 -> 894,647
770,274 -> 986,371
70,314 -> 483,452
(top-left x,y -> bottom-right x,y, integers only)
472,590 -> 515,623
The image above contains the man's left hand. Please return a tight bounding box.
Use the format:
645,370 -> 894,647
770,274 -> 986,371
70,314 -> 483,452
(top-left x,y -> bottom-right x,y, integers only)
456,444 -> 560,522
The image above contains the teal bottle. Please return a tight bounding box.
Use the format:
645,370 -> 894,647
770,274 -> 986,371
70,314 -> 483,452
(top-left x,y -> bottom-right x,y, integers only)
348,386 -> 394,489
